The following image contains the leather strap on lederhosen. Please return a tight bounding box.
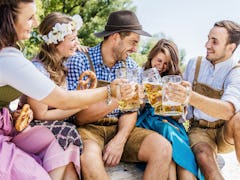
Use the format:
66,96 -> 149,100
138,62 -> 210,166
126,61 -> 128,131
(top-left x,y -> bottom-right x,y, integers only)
85,52 -> 118,125
190,56 -> 240,128
85,52 -> 109,88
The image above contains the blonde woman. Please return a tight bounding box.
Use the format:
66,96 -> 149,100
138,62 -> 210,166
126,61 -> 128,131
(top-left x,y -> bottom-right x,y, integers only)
19,12 -> 86,157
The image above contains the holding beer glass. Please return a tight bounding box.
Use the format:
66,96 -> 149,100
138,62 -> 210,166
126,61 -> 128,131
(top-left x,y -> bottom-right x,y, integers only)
142,68 -> 162,114
162,75 -> 184,116
116,68 -> 141,112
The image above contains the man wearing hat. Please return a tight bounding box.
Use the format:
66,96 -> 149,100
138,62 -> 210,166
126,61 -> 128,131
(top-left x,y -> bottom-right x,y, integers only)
67,10 -> 172,180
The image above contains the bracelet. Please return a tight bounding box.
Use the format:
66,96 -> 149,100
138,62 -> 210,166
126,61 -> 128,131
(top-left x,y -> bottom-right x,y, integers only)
106,85 -> 112,105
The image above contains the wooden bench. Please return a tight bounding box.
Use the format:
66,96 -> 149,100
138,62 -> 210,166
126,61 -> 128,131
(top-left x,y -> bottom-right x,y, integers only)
106,162 -> 143,180
105,154 -> 225,179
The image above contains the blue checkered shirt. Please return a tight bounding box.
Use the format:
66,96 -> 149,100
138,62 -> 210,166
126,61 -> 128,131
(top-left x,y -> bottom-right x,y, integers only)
66,43 -> 138,118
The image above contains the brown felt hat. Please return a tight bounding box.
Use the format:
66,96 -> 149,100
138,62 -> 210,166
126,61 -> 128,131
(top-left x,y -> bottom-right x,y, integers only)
94,10 -> 152,37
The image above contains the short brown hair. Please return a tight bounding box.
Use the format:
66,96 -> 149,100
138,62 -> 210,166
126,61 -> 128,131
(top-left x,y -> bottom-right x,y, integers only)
214,20 -> 240,49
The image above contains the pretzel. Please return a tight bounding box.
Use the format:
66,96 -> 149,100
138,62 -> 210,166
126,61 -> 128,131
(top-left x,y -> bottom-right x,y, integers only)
77,70 -> 97,90
15,104 -> 30,132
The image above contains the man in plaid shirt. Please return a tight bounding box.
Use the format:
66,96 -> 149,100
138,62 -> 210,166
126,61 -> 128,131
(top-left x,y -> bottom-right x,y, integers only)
67,10 -> 172,180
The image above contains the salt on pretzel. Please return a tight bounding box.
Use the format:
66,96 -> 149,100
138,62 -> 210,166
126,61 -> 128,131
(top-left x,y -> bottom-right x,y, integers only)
15,104 -> 30,132
77,70 -> 97,90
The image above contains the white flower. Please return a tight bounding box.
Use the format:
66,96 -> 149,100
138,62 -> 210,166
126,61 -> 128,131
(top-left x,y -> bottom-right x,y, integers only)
41,14 -> 83,45
72,14 -> 83,30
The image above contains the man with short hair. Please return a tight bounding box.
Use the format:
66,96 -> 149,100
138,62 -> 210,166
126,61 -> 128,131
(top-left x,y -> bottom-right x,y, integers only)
67,10 -> 172,180
166,20 -> 240,179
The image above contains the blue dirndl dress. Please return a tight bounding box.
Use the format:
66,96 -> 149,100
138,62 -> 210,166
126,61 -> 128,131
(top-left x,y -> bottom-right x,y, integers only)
136,103 -> 204,180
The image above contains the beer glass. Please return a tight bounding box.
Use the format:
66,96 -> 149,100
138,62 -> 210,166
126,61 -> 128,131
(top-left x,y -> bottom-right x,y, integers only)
116,68 -> 141,112
162,75 -> 184,116
142,68 -> 162,115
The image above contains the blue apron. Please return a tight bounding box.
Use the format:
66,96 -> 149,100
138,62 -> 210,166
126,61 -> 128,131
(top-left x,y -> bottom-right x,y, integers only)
136,103 -> 204,180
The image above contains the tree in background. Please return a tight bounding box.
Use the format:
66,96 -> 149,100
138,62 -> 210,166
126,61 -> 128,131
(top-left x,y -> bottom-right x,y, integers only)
41,0 -> 136,46
24,0 -> 135,58
23,0 -> 185,69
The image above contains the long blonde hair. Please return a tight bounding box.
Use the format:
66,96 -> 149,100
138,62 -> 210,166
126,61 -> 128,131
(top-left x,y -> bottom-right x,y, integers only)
38,12 -> 73,86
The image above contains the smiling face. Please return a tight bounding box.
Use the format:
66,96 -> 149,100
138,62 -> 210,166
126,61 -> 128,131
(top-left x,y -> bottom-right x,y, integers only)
151,51 -> 170,75
113,32 -> 140,61
144,39 -> 181,77
56,31 -> 78,58
14,2 -> 38,41
205,26 -> 235,64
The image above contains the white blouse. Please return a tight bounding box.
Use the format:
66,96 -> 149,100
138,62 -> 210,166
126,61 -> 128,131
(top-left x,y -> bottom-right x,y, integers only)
0,47 -> 55,101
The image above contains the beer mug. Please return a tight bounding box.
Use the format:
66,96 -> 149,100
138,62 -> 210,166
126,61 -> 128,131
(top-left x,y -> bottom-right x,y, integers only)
162,75 -> 184,116
142,68 -> 162,115
116,68 -> 141,112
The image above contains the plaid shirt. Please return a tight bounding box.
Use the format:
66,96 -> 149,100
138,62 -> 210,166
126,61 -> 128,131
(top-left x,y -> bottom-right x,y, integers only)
66,43 -> 138,118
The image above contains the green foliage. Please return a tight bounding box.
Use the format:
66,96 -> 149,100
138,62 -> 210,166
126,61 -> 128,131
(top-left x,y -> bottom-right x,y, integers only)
24,0 -> 187,72
41,0 -> 135,46
130,53 -> 147,67
23,0 -> 135,58
23,31 -> 42,59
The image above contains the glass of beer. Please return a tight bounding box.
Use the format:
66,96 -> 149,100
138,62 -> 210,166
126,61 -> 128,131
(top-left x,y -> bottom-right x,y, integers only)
162,75 -> 184,116
142,68 -> 163,115
116,68 -> 141,112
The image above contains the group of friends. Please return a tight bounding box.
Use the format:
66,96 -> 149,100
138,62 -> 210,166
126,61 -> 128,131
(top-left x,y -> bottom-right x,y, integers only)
1,0 -> 240,180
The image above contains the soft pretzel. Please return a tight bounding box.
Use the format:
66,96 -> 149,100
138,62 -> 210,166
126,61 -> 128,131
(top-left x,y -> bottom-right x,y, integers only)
77,70 -> 97,90
15,104 -> 30,132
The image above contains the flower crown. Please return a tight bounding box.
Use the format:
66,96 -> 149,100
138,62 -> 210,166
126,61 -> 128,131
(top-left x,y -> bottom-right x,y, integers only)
41,14 -> 83,45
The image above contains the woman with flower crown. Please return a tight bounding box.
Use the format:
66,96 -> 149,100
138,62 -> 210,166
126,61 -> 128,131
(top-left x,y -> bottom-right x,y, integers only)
19,12 -> 86,160
0,0 -> 128,179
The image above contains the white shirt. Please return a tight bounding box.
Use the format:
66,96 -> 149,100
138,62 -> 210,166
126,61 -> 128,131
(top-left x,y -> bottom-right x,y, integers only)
184,56 -> 240,122
0,47 -> 55,101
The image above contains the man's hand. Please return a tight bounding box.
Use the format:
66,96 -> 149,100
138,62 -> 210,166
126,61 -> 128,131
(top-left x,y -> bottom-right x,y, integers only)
110,79 -> 137,100
165,80 -> 192,105
102,138 -> 125,167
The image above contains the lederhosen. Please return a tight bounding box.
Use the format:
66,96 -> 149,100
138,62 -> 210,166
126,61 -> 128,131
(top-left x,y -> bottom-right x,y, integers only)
78,53 -> 155,162
190,57 -> 224,128
188,57 -> 240,153
190,57 -> 240,129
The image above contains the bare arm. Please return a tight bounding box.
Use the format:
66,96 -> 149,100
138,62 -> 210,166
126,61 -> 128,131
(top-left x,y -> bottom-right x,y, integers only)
28,97 -> 83,121
103,112 -> 137,166
113,112 -> 137,143
166,82 -> 235,120
40,86 -> 107,110
75,98 -> 118,125
189,91 -> 234,120
40,79 -> 134,111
